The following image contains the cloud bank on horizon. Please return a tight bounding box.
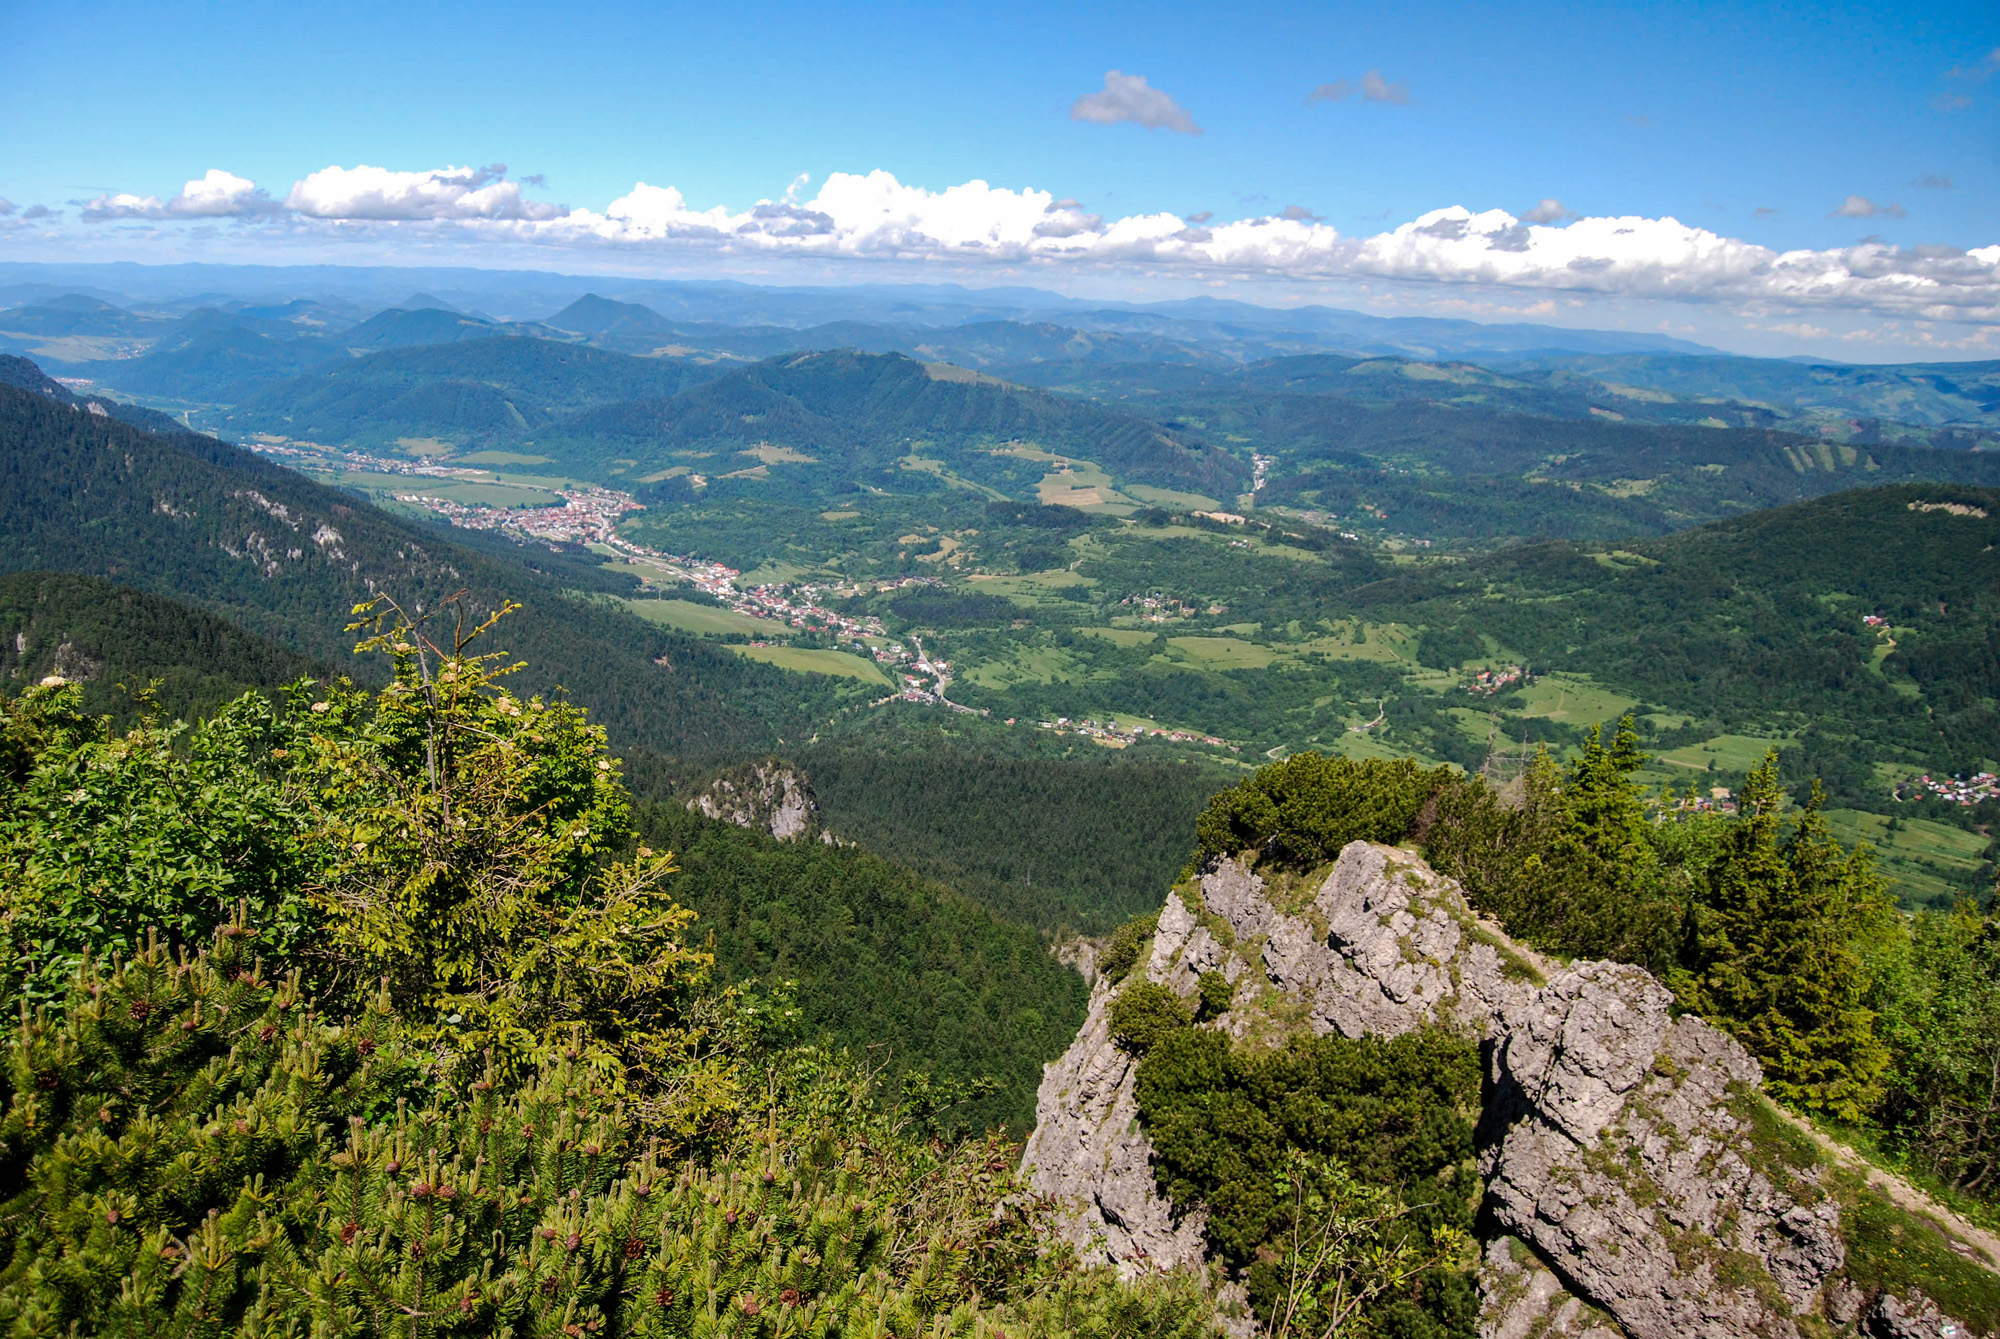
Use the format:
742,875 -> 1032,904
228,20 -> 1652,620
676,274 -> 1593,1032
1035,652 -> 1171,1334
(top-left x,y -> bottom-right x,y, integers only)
22,161 -> 2000,332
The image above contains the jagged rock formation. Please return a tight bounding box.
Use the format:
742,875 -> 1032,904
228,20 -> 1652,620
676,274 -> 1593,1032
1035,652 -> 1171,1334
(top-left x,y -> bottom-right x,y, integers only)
1024,840 -> 1983,1339
687,761 -> 828,842
1018,968 -> 1210,1272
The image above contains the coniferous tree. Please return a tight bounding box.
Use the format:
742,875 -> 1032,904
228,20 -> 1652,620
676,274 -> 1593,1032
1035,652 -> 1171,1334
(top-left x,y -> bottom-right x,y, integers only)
1678,757 -> 1891,1120
1425,716 -> 1686,971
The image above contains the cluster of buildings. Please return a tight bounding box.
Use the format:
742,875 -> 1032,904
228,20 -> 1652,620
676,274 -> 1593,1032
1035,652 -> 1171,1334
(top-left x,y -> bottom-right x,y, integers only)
1118,592 -> 1200,622
1862,614 -> 1890,628
1666,787 -> 1739,815
1036,716 -> 1232,749
397,487 -> 642,546
1465,665 -> 1532,696
1897,772 -> 2000,807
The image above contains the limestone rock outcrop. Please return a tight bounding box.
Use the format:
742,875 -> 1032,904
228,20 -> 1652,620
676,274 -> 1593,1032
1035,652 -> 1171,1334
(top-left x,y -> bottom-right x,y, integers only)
1017,970 -> 1209,1272
1024,840 -> 1980,1339
687,761 -> 826,842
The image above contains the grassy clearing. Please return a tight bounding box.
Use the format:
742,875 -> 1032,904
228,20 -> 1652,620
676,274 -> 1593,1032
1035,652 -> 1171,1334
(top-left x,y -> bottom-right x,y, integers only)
1254,543 -> 1328,565
1823,808 -> 1990,908
1123,484 -> 1222,510
1512,673 -> 1640,726
0,334 -> 133,363
1122,523 -> 1242,545
1075,627 -> 1159,648
1446,706 -> 1506,747
394,437 -> 456,455
1330,731 -> 1442,765
457,450 -> 553,466
1825,810 -> 1989,868
1028,456 -> 1139,513
1297,622 -> 1419,664
897,455 -> 1009,499
1165,636 -> 1280,670
739,442 -> 818,464
332,473 -> 561,509
620,598 -> 785,639
726,644 -> 889,684
961,644 -> 1083,688
1657,732 -> 1788,773
963,570 -> 1096,604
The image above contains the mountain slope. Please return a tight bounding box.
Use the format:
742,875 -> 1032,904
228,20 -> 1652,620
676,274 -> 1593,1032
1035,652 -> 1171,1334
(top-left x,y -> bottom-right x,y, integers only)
0,354 -> 202,437
636,798 -> 1088,1131
342,306 -> 505,348
86,310 -> 341,401
0,381 -> 847,753
1511,352 -> 2000,439
0,296 -> 155,339
0,571 -> 326,721
543,293 -> 677,338
552,348 -> 1248,496
1017,355 -> 2000,541
224,337 -> 722,449
1354,482 -> 2000,779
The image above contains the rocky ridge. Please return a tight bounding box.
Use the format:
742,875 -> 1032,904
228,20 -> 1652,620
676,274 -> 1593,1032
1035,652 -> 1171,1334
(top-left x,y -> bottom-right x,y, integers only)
1022,840 -> 1986,1339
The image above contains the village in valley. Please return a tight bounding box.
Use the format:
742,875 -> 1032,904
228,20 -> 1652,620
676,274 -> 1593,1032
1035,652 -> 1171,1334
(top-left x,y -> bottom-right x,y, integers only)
1897,771 -> 2000,808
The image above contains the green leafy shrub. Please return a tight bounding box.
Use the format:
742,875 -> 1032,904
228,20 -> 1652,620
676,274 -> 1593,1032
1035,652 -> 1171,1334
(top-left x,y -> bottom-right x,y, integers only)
1133,1026 -> 1482,1337
1109,981 -> 1193,1055
1098,910 -> 1160,985
0,681 -> 319,1010
1879,907 -> 2000,1194
1195,971 -> 1234,1023
0,930 -> 1220,1337
1192,753 -> 1452,870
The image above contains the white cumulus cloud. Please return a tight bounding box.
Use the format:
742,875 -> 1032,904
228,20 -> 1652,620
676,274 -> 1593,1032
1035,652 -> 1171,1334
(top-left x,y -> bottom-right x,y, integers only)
286,163 -> 562,220
1070,71 -> 1202,134
81,169 -> 274,220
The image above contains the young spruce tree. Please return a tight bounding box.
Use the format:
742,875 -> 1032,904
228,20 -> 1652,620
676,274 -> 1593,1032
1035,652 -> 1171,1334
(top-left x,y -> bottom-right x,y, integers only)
1677,754 -> 1891,1120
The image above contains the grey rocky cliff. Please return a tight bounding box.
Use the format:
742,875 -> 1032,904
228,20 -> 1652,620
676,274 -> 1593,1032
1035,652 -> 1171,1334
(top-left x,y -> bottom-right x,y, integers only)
687,761 -> 829,843
1024,840 -> 1983,1339
1017,965 -> 1209,1274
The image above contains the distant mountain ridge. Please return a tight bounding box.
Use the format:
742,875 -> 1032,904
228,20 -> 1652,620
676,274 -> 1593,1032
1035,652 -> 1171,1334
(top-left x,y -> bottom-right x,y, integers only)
226,336 -> 718,448
549,348 -> 1249,496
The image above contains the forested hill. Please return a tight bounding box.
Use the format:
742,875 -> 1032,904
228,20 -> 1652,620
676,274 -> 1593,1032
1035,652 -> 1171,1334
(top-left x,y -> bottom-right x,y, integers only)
0,353 -> 207,440
225,336 -> 724,451
0,382 -> 847,754
1357,483 -> 2000,790
550,348 -> 1249,495
0,571 -> 326,721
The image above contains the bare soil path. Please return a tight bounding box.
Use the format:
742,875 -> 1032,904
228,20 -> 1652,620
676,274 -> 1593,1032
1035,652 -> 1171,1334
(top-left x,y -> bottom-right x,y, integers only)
1777,1108 -> 2000,1270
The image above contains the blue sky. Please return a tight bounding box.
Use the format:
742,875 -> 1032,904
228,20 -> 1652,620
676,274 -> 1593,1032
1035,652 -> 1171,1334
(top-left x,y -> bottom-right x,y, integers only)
3,0 -> 1997,356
